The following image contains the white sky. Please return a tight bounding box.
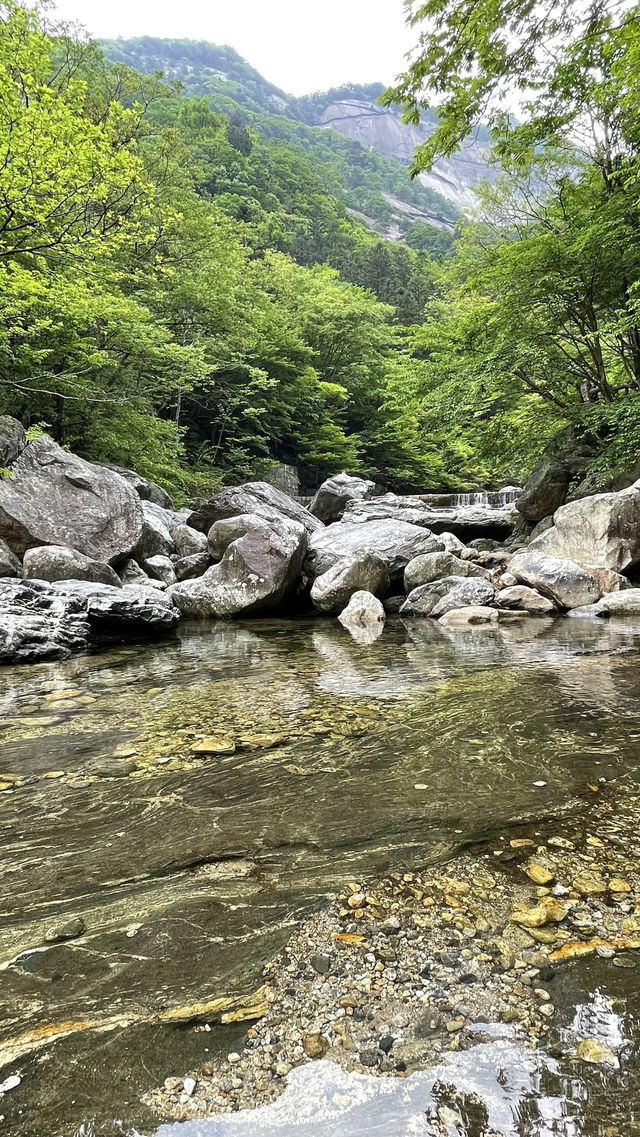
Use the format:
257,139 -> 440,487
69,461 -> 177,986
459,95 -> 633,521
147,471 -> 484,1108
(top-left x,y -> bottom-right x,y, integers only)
49,0 -> 416,96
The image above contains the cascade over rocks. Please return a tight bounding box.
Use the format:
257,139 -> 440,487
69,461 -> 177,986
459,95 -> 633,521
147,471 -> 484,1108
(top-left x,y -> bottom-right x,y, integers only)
169,520 -> 306,618
341,493 -> 516,537
188,481 -> 321,538
306,519 -> 441,578
510,549 -> 602,609
530,482 -> 640,572
309,472 -> 377,522
0,435 -> 143,563
310,552 -> 390,615
403,550 -> 488,593
22,545 -> 122,588
401,575 -> 496,617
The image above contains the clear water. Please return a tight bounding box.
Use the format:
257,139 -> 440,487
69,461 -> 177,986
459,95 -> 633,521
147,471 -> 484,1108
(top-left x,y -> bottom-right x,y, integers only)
2,615 -> 640,1136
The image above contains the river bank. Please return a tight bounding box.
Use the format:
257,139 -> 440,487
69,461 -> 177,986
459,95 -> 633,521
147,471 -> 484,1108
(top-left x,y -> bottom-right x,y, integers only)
144,780 -> 640,1126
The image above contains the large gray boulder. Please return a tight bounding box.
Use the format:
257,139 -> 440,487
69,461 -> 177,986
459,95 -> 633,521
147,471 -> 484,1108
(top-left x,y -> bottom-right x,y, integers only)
510,549 -> 602,609
143,554 -> 177,587
172,524 -> 208,559
118,557 -> 165,591
495,585 -> 556,614
0,537 -> 21,577
516,428 -> 595,521
310,552 -> 390,615
0,436 -> 143,563
306,519 -> 442,579
188,481 -> 321,538
404,551 -> 488,593
207,513 -> 272,561
0,416 -> 26,468
133,501 -> 178,560
0,579 -> 90,664
91,462 -> 173,509
342,493 -> 439,529
401,576 -> 496,617
169,521 -> 306,618
594,590 -> 640,616
47,580 -> 180,633
309,473 -> 377,523
338,590 -> 385,634
530,482 -> 640,572
174,552 -> 211,582
22,544 -> 122,588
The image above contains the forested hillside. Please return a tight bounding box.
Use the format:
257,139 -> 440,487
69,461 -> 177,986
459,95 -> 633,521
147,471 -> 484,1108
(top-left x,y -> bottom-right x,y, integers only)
2,0 -> 638,505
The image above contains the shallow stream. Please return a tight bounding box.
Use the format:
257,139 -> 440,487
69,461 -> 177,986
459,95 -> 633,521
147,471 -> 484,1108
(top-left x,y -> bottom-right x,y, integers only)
2,615 -> 640,1135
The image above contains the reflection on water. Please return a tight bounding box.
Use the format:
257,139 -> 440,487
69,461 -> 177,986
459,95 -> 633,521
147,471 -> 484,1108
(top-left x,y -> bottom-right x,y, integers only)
2,616 -> 640,1135
156,958 -> 640,1137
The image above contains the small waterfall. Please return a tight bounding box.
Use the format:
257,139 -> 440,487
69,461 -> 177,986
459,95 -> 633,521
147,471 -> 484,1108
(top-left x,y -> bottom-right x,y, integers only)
418,486 -> 520,510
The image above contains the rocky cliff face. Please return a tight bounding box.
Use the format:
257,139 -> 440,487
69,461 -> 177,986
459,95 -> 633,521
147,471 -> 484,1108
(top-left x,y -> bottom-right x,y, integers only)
319,100 -> 493,212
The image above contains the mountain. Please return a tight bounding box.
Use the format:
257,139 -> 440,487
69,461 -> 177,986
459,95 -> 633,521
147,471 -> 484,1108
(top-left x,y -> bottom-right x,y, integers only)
100,38 -> 493,236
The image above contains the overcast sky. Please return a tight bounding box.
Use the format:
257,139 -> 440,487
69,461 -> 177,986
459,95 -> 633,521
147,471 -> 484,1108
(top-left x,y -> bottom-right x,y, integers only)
50,0 -> 416,96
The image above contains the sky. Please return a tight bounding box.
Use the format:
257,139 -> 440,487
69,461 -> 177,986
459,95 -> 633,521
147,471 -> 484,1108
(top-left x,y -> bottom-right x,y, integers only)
49,0 -> 416,96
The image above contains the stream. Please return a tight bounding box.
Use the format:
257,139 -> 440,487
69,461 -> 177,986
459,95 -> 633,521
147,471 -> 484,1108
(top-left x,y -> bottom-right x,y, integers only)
2,614 -> 640,1135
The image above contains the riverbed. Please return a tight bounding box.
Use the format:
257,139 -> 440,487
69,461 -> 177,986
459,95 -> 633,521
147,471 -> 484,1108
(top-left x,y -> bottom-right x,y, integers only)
2,614 -> 640,1135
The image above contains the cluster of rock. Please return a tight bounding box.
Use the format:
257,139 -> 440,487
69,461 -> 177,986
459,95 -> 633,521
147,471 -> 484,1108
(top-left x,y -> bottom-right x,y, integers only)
1,419 -> 640,663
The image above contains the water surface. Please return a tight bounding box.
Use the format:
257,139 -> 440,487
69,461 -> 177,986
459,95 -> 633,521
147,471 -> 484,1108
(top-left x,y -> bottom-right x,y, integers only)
2,615 -> 640,1135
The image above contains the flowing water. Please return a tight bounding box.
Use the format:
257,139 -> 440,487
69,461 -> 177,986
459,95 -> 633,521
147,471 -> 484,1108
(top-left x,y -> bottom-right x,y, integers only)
2,615 -> 640,1135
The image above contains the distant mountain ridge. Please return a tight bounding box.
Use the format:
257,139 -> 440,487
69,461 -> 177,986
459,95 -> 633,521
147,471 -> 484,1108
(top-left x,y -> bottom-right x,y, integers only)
101,38 -> 493,234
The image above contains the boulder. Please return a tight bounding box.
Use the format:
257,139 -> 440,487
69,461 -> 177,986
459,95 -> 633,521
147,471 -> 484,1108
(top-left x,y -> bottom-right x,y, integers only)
133,501 -> 179,560
0,537 -> 21,577
174,552 -> 211,582
306,519 -> 442,579
118,558 -> 165,591
342,493 -> 439,529
495,585 -> 556,614
47,580 -> 179,633
439,531 -> 467,556
208,513 -> 272,561
439,606 -> 500,626
593,591 -> 640,617
338,590 -> 385,630
171,524 -> 208,559
188,481 -> 321,537
0,436 -> 143,562
516,428 -> 596,521
310,552 -> 390,615
169,521 -> 306,618
144,554 -> 177,587
510,549 -> 602,609
0,416 -> 26,468
91,462 -> 173,509
404,551 -> 488,593
401,576 -> 496,617
22,544 -> 122,588
582,565 -> 631,594
531,482 -> 640,571
0,579 -> 90,664
309,472 -> 377,522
